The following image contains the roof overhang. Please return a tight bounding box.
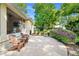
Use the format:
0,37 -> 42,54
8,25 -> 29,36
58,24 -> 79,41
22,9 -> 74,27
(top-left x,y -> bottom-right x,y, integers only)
5,3 -> 32,22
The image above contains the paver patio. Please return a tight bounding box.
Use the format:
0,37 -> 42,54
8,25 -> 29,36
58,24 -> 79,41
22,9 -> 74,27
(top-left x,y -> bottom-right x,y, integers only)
1,36 -> 67,56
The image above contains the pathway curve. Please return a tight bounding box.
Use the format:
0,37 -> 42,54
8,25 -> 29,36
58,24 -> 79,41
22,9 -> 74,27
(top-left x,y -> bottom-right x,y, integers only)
2,36 -> 67,56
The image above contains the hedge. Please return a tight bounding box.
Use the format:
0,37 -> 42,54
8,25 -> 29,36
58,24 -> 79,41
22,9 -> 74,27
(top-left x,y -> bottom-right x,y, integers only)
49,28 -> 76,44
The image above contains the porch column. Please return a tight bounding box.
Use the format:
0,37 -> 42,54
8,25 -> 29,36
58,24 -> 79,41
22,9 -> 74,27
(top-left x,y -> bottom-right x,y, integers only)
25,20 -> 32,35
0,4 -> 7,51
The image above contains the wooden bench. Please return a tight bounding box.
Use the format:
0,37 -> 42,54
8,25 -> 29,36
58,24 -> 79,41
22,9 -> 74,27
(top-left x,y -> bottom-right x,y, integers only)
7,34 -> 29,52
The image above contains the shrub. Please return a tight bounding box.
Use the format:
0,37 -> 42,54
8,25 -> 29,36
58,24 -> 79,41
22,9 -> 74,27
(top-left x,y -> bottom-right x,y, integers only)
49,28 -> 76,44
75,36 -> 79,43
65,20 -> 79,36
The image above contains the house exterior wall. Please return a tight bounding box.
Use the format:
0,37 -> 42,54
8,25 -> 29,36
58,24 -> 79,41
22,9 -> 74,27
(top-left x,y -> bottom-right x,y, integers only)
0,4 -> 33,52
25,20 -> 32,35
6,3 -> 33,35
0,4 -> 7,51
0,4 -> 7,41
31,25 -> 34,34
0,4 -> 33,40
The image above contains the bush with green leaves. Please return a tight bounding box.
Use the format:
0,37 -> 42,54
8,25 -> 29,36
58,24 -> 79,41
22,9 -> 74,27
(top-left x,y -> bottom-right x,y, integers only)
66,20 -> 79,36
49,28 -> 76,44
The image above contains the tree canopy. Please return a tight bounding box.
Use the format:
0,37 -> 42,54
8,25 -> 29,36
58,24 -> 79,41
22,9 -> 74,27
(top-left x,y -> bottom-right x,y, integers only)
60,3 -> 79,36
33,3 -> 79,36
33,3 -> 59,31
61,3 -> 79,16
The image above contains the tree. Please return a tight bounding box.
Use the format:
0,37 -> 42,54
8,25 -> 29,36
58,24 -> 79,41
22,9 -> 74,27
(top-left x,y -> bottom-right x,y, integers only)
33,3 -> 58,31
58,3 -> 79,36
58,3 -> 79,26
61,3 -> 79,16
57,3 -> 79,36
65,15 -> 79,35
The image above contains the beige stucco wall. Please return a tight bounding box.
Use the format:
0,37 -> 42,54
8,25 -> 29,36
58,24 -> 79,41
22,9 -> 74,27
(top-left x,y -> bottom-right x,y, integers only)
0,4 -> 7,42
0,4 -> 7,51
25,20 -> 32,34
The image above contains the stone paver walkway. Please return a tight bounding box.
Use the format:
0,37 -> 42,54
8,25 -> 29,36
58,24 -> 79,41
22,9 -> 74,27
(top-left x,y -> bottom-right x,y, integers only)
1,36 -> 67,56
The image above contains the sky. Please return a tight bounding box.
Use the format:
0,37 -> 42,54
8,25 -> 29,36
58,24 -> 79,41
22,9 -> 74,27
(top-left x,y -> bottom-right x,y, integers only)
27,3 -> 62,20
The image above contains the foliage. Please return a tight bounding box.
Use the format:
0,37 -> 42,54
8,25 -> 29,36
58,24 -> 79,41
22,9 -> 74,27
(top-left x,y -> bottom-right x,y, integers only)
33,3 -> 59,31
75,36 -> 79,43
65,15 -> 79,36
50,31 -> 69,44
61,3 -> 79,16
57,3 -> 79,28
59,4 -> 79,36
49,28 -> 76,44
33,3 -> 79,43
